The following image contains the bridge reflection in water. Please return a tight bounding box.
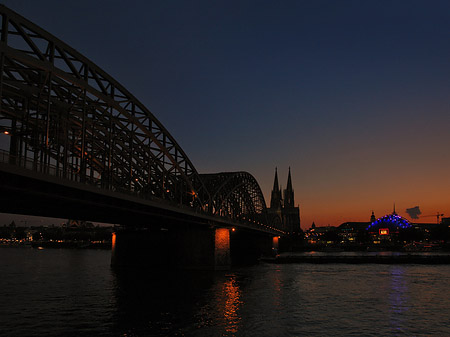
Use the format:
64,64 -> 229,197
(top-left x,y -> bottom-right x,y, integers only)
112,268 -> 246,336
0,5 -> 283,269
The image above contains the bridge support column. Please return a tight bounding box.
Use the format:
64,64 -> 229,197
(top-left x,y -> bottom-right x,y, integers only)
230,229 -> 274,265
214,228 -> 231,270
111,228 -> 171,268
272,236 -> 279,256
111,226 -> 231,270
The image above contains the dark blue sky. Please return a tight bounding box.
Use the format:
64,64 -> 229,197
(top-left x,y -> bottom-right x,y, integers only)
3,0 -> 450,227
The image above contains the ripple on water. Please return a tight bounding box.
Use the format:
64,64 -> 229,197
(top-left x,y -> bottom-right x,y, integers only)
2,248 -> 450,336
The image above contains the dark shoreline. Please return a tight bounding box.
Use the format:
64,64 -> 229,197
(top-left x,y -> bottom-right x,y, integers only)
263,253 -> 450,264
0,241 -> 111,249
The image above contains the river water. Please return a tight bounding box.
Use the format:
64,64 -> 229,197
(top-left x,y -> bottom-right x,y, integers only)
1,247 -> 450,336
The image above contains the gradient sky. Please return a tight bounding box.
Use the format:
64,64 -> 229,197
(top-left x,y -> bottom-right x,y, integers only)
2,0 -> 450,228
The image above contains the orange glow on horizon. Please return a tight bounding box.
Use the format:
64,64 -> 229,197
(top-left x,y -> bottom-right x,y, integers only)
297,199 -> 450,230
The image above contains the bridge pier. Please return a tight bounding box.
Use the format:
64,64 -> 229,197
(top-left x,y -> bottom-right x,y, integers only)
111,225 -> 231,270
230,229 -> 276,265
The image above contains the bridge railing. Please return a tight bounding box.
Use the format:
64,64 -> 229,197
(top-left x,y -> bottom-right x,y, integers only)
0,149 -> 185,206
0,149 -> 97,184
0,149 -> 285,234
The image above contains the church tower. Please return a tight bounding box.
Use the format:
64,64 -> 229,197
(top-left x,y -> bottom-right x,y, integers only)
370,211 -> 376,223
268,168 -> 301,234
270,168 -> 282,210
282,167 -> 300,233
283,167 -> 294,208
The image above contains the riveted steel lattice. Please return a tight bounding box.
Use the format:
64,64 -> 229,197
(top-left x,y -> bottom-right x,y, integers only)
201,172 -> 270,228
0,5 -> 210,210
0,6 -> 285,234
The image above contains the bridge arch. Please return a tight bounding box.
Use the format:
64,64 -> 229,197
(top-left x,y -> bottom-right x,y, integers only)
200,172 -> 268,225
0,5 -> 210,210
0,6 -> 286,235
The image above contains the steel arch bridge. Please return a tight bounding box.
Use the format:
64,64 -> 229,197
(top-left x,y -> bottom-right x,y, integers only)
201,172 -> 274,230
0,5 -> 283,235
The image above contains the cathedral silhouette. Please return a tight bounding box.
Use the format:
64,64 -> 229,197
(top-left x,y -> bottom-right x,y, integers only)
267,168 -> 301,233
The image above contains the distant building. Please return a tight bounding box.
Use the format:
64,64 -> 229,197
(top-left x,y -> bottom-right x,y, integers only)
305,225 -> 337,245
338,209 -> 442,245
267,168 -> 301,233
338,221 -> 370,243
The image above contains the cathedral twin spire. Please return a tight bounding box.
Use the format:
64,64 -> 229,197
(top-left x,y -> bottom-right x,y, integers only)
270,167 -> 294,209
268,167 -> 301,233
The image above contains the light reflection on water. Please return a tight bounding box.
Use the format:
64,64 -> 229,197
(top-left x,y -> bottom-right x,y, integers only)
2,247 -> 450,336
222,277 -> 242,334
389,267 -> 408,334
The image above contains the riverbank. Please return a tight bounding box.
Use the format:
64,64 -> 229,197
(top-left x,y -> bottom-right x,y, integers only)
264,252 -> 450,264
0,241 -> 111,249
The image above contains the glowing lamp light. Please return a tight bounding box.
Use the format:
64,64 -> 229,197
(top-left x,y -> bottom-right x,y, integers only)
111,232 -> 116,250
379,228 -> 389,235
4,131 -> 9,135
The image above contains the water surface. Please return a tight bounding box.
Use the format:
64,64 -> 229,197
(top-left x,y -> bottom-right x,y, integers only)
1,246 -> 450,336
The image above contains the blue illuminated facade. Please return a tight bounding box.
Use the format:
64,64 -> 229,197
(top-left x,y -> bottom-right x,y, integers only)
366,213 -> 412,233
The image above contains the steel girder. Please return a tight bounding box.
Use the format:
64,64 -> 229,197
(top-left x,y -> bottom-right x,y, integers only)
0,6 -> 284,233
200,172 -> 270,229
0,5 -> 210,210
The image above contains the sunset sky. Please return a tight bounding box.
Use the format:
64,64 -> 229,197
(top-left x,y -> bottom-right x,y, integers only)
2,0 -> 450,229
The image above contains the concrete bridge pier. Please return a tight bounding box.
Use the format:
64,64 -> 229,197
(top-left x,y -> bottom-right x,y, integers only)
230,229 -> 276,265
111,224 -> 231,270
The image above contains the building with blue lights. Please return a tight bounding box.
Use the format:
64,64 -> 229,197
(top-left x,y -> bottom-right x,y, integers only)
366,213 -> 412,237
310,210 -> 448,250
338,210 -> 440,248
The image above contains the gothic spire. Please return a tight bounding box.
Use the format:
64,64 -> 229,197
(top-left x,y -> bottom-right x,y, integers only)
270,167 -> 282,209
286,167 -> 293,192
273,167 -> 280,192
284,167 -> 295,208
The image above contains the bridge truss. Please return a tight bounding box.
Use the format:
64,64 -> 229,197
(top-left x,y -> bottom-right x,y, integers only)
0,5 -> 211,210
201,172 -> 277,231
0,5 -> 282,233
